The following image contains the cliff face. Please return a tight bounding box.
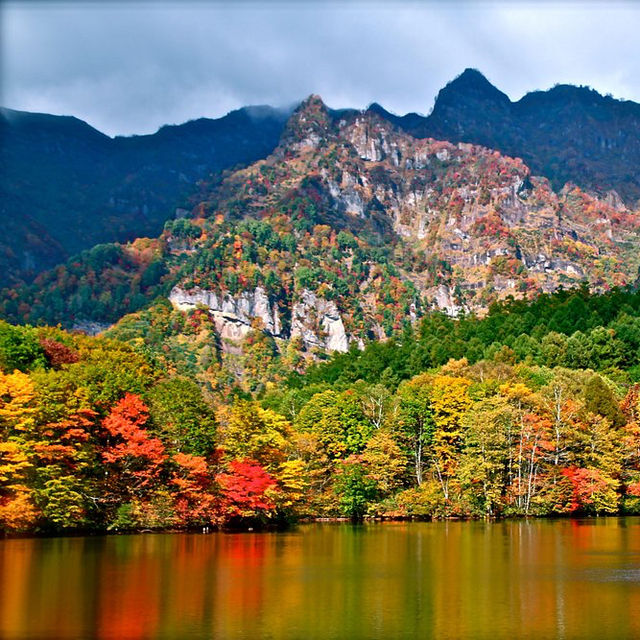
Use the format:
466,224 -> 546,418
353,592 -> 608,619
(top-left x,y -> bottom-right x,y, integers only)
169,285 -> 283,341
327,111 -> 639,308
3,93 -> 640,356
169,285 -> 350,353
379,69 -> 640,206
290,289 -> 350,353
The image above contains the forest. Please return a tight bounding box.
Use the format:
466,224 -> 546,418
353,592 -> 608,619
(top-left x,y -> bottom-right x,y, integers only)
1,284 -> 640,535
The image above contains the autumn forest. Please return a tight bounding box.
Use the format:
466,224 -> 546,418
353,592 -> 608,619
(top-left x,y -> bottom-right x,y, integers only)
2,281 -> 640,535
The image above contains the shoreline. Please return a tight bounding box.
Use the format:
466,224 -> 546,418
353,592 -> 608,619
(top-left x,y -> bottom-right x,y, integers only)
2,512 -> 636,540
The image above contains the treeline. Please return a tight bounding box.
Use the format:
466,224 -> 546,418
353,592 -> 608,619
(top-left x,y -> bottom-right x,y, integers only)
297,284 -> 640,389
0,321 -> 307,533
1,285 -> 640,534
263,361 -> 639,519
0,239 -> 172,327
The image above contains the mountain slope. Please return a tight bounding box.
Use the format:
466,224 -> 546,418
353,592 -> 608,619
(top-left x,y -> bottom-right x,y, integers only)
0,105 -> 290,286
3,69 -> 639,289
375,68 -> 640,205
3,96 -> 639,362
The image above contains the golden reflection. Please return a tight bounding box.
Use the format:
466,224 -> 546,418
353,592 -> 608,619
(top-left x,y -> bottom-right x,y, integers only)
0,519 -> 639,639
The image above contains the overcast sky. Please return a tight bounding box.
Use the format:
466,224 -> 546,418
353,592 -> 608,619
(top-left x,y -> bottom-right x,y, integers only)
2,1 -> 639,137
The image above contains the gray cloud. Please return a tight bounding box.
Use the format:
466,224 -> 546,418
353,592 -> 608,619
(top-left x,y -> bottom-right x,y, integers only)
2,1 -> 639,136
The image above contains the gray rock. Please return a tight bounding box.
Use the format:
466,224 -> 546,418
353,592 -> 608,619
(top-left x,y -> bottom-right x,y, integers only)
433,284 -> 464,317
72,321 -> 112,336
169,285 -> 281,339
290,289 -> 349,352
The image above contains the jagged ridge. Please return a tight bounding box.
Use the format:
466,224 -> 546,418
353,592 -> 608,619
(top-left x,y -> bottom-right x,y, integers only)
3,95 -> 639,364
377,68 -> 640,204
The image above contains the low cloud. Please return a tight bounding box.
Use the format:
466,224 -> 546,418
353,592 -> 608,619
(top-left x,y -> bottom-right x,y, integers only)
2,1 -> 639,136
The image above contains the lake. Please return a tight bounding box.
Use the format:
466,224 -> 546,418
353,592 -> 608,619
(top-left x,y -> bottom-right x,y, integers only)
1,518 -> 640,639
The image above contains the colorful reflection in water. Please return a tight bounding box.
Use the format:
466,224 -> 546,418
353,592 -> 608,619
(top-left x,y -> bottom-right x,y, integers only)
1,518 -> 640,639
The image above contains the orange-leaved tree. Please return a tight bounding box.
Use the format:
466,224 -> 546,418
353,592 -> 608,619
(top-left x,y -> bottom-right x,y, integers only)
101,393 -> 167,503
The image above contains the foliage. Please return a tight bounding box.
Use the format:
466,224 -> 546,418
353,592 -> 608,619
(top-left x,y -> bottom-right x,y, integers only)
1,284 -> 640,533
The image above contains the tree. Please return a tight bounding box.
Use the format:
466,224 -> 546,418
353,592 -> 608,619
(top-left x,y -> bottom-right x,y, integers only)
295,390 -> 372,462
0,486 -> 39,532
395,373 -> 435,486
500,381 -> 552,514
541,371 -> 584,471
539,332 -> 568,367
274,459 -> 307,515
67,340 -> 154,409
621,385 -> 640,505
0,322 -> 47,372
353,382 -> 393,430
216,400 -> 291,471
30,407 -> 98,530
0,370 -> 36,431
361,431 -> 406,497
333,456 -> 378,520
217,459 -> 277,519
429,375 -> 471,503
584,375 -> 625,428
459,396 -> 510,517
101,394 -> 167,503
171,451 -> 221,526
38,338 -> 79,369
554,467 -> 619,514
0,370 -> 40,532
147,378 -> 217,456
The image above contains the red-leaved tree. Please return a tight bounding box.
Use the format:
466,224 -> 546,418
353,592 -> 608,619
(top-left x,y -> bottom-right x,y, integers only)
101,394 -> 166,501
171,451 -> 222,526
217,459 -> 277,519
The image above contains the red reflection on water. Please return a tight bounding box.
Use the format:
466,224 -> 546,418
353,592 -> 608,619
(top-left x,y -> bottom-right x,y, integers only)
96,539 -> 161,640
217,534 -> 268,627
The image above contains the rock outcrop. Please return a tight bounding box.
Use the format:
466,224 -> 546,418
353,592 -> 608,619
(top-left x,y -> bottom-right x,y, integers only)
71,321 -> 112,336
169,286 -> 282,340
290,289 -> 349,352
169,285 -> 350,352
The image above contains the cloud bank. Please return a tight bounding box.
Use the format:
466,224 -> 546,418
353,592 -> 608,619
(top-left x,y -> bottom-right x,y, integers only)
2,1 -> 639,136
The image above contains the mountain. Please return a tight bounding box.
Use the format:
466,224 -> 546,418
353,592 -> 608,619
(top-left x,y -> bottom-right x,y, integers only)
375,68 -> 640,205
0,105 -> 290,286
3,70 -> 639,290
3,96 -> 639,370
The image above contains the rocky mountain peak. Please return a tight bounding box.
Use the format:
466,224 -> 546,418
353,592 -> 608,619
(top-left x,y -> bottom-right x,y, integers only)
389,70 -> 640,204
278,94 -> 333,152
290,94 -> 331,124
300,93 -> 327,109
433,68 -> 511,110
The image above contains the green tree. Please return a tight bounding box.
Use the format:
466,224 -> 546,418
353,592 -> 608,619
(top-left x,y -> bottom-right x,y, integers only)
459,396 -> 510,517
333,456 -> 378,520
395,373 -> 435,486
147,378 -> 217,456
0,322 -> 47,373
584,375 -> 625,428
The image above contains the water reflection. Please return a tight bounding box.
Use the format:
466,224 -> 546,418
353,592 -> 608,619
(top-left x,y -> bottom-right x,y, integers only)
1,519 -> 640,639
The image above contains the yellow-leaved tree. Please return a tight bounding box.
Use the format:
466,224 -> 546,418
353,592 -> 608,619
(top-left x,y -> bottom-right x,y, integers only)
430,375 -> 472,504
0,370 -> 39,531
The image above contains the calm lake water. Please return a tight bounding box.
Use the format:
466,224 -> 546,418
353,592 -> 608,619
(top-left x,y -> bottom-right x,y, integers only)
1,519 -> 640,639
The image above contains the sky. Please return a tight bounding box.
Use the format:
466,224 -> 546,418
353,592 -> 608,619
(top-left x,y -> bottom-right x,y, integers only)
2,1 -> 639,137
